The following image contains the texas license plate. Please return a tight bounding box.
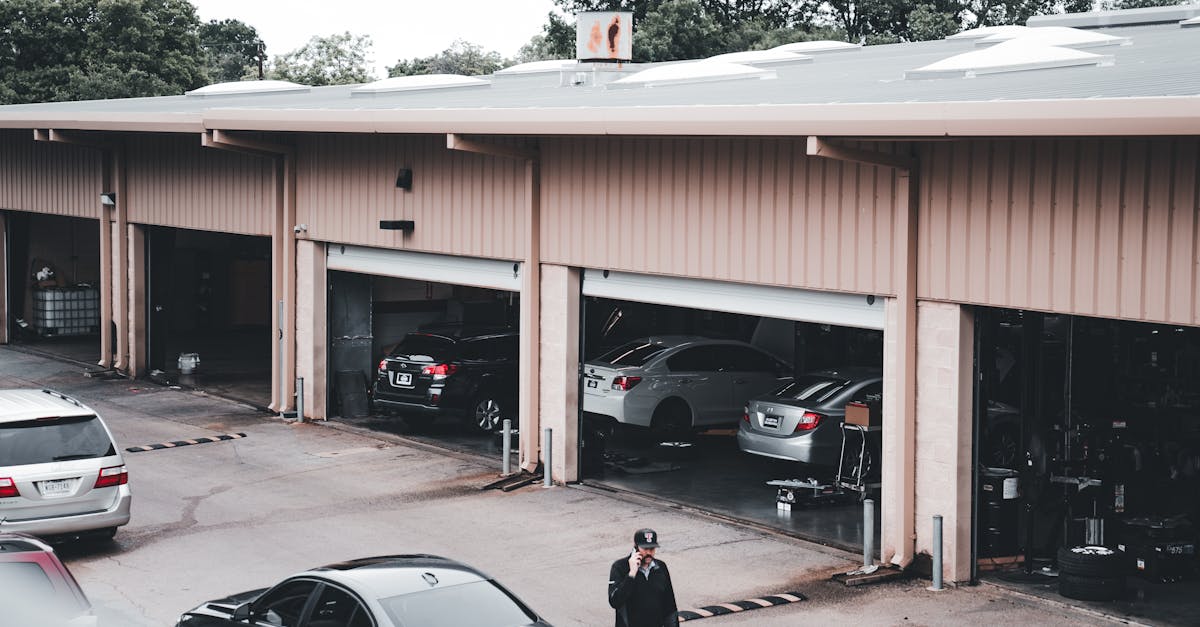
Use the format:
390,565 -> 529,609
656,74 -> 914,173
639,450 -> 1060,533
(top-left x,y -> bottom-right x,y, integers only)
391,372 -> 413,387
39,478 -> 73,497
763,415 -> 781,428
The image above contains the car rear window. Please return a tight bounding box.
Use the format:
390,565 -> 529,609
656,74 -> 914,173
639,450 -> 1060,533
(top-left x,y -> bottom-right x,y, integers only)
595,341 -> 668,367
391,334 -> 455,361
0,415 -> 115,466
381,580 -> 537,626
772,376 -> 851,403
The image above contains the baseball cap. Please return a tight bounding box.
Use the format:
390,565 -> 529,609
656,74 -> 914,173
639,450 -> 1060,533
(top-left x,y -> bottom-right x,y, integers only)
634,528 -> 660,549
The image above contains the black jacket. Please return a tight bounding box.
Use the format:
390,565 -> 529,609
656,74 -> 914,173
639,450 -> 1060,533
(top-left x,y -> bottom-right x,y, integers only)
608,554 -> 679,627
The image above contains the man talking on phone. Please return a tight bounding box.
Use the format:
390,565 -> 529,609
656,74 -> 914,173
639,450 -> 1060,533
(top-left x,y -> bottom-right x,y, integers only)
608,528 -> 679,627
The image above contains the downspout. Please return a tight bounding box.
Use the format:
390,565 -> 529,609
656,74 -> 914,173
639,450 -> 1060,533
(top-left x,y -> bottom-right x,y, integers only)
33,129 -> 119,371
201,129 -> 297,413
445,134 -> 543,474
806,137 -> 920,569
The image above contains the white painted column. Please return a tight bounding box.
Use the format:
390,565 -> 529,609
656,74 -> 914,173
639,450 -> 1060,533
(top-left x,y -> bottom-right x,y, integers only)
295,239 -> 327,420
540,264 -> 580,483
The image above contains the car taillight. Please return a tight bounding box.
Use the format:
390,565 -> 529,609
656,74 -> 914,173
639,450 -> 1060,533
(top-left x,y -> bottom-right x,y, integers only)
0,477 -> 19,498
743,408 -> 750,423
378,359 -> 387,373
94,465 -> 128,489
611,376 -> 642,391
421,363 -> 458,380
794,412 -> 823,432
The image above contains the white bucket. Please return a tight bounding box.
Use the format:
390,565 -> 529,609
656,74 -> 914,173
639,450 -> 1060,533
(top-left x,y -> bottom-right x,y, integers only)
178,352 -> 200,374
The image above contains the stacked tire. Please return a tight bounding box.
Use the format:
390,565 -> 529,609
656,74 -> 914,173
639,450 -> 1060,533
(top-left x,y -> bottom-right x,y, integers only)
1057,545 -> 1126,601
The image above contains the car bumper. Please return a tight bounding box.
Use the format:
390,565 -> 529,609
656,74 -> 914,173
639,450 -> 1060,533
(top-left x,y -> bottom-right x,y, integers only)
582,393 -> 651,428
737,428 -> 838,466
0,485 -> 131,537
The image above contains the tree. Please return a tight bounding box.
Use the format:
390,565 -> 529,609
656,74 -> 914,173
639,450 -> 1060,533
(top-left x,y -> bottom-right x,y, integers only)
907,4 -> 959,40
0,0 -> 209,104
388,40 -> 506,77
200,19 -> 264,83
516,12 -> 577,62
267,32 -> 374,86
636,0 -> 725,61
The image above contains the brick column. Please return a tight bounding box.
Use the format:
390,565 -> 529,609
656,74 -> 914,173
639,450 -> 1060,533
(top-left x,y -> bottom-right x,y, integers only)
540,264 -> 580,483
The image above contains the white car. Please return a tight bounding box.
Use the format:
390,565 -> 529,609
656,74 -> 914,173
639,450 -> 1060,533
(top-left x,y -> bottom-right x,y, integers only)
582,336 -> 791,437
0,389 -> 131,540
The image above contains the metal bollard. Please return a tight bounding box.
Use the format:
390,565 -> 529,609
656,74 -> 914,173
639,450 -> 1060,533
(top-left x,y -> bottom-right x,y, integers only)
543,427 -> 553,488
931,514 -> 944,591
863,498 -> 875,569
295,377 -> 304,422
502,419 -> 512,476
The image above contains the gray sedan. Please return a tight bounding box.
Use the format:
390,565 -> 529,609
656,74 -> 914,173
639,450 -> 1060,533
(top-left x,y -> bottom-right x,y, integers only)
738,367 -> 882,467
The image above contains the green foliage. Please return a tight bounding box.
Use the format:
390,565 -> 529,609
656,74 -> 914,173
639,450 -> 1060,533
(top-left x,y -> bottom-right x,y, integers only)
907,4 -> 959,40
517,12 -> 577,62
388,40 -> 507,77
200,19 -> 264,83
636,0 -> 724,61
1105,0 -> 1190,7
0,0 -> 208,104
267,32 -> 375,85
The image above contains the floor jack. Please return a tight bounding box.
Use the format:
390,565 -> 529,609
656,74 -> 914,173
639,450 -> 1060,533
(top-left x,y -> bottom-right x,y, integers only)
767,478 -> 846,510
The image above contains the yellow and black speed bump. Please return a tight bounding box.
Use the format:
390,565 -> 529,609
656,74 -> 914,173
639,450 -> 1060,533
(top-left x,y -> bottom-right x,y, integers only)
126,433 -> 246,453
675,592 -> 805,621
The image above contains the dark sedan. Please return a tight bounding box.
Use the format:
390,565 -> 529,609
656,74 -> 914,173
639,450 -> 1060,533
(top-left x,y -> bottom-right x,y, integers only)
175,554 -> 551,627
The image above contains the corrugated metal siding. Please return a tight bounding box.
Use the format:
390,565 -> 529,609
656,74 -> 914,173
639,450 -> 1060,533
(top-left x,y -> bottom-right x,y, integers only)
920,138 -> 1200,327
126,134 -> 273,235
296,134 -> 526,260
541,137 -> 898,296
0,130 -> 100,217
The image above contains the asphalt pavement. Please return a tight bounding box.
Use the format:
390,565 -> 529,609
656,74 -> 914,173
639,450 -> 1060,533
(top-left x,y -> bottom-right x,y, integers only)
0,347 -> 1126,626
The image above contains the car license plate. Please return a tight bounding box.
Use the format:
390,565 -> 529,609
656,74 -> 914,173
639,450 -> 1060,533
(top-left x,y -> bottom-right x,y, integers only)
586,379 -> 598,389
391,372 -> 413,388
39,478 -> 73,497
763,415 -> 781,428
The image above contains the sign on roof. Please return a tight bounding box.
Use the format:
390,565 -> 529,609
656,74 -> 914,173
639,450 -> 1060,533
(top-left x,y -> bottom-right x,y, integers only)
576,12 -> 633,62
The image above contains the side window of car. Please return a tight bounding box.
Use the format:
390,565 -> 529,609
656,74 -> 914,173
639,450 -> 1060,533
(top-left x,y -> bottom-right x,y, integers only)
307,584 -> 372,627
458,339 -> 489,362
667,346 -> 720,372
251,579 -> 318,627
850,382 -> 883,404
724,346 -> 777,372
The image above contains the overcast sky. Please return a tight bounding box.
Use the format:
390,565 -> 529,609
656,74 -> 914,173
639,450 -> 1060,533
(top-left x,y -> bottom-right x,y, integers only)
190,0 -> 561,78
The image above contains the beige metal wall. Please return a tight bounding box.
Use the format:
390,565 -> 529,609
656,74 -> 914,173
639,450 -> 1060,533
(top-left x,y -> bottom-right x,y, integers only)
126,134 -> 274,236
295,134 -> 527,260
540,137 -> 899,296
0,130 -> 100,217
920,138 -> 1200,327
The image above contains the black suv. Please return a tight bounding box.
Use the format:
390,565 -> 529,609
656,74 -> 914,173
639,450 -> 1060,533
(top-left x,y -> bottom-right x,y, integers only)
372,325 -> 518,432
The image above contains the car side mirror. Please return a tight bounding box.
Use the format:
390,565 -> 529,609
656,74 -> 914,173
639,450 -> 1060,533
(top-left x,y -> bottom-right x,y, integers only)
232,603 -> 252,621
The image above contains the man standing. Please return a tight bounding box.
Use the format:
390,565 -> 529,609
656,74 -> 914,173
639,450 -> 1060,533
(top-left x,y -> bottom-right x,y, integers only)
608,528 -> 679,627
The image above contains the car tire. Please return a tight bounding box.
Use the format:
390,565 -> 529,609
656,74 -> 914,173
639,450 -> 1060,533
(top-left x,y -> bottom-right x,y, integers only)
650,400 -> 691,441
1057,545 -> 1126,578
472,394 -> 505,433
984,424 -> 1021,469
1058,572 -> 1125,601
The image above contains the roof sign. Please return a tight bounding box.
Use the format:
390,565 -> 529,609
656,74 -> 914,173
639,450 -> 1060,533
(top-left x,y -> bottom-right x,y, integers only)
976,26 -> 1132,48
905,40 -> 1113,79
607,61 -> 775,89
350,74 -> 490,96
770,40 -> 862,54
577,12 -> 633,61
185,80 -> 310,98
705,49 -> 813,66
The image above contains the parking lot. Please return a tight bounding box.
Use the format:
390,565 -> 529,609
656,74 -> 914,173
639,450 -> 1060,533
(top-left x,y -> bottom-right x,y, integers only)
0,347 -> 1124,626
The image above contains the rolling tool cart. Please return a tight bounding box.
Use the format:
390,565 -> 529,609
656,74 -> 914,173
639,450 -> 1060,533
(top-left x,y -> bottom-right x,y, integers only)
837,423 -> 882,499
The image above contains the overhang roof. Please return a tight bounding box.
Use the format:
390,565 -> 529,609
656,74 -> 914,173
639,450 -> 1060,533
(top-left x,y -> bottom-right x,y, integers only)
1,18 -> 1198,138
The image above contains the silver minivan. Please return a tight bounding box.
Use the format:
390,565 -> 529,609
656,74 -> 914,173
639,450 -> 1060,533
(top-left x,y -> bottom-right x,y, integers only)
0,389 -> 131,540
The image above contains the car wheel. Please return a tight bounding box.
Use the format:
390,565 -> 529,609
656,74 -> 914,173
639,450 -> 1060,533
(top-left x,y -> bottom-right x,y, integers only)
1057,545 -> 1126,578
472,395 -> 505,432
984,424 -> 1020,468
650,401 -> 691,441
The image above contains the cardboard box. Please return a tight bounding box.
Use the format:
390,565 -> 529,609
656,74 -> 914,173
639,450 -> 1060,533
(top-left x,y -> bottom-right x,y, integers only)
844,401 -> 881,427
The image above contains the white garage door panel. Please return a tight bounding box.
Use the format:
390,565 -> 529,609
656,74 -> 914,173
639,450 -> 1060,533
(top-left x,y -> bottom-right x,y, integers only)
583,270 -> 883,330
327,245 -> 522,292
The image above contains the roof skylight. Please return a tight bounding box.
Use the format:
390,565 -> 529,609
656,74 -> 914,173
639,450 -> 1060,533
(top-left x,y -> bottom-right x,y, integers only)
350,74 -> 490,96
185,80 -> 310,98
705,49 -> 813,66
1182,16 -> 1200,27
495,59 -> 578,75
905,40 -> 1114,79
770,40 -> 862,54
976,26 -> 1131,48
607,61 -> 775,89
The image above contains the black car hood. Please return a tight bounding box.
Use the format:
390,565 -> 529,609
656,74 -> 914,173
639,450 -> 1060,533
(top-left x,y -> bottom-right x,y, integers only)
179,587 -> 268,620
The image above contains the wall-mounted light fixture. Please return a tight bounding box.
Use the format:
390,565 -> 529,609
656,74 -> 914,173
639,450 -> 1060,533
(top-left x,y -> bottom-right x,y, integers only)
395,168 -> 413,191
380,220 -> 415,233
100,192 -> 117,206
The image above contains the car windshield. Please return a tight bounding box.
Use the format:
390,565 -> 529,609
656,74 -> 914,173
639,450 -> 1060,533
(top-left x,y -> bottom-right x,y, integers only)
0,415 -> 115,466
391,334 -> 455,361
381,580 -> 537,627
772,376 -> 850,403
595,341 -> 668,367
0,561 -> 84,616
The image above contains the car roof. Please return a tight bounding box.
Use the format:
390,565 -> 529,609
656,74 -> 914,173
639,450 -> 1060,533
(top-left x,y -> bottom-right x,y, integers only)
410,324 -> 516,341
803,366 -> 883,382
0,532 -> 56,556
632,335 -> 737,348
0,389 -> 94,424
304,555 -> 493,598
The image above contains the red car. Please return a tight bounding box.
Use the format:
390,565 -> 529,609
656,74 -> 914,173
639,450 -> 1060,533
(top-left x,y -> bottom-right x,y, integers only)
0,532 -> 96,626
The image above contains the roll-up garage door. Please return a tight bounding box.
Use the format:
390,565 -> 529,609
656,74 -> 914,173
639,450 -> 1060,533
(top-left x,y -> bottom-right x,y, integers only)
327,245 -> 523,292
582,270 -> 884,330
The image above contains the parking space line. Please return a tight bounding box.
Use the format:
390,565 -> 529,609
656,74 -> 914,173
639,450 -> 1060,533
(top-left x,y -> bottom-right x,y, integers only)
125,433 -> 246,452
675,591 -> 806,621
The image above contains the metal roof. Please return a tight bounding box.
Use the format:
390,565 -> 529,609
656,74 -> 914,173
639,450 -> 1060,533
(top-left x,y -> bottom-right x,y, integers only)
1,19 -> 1197,137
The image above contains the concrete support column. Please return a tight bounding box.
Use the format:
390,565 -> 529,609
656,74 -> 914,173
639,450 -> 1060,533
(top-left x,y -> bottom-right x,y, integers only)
0,212 -> 7,344
914,301 -> 974,583
295,239 -> 327,420
518,160 -> 542,473
539,264 -> 580,483
113,147 -> 128,371
126,224 -> 147,377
